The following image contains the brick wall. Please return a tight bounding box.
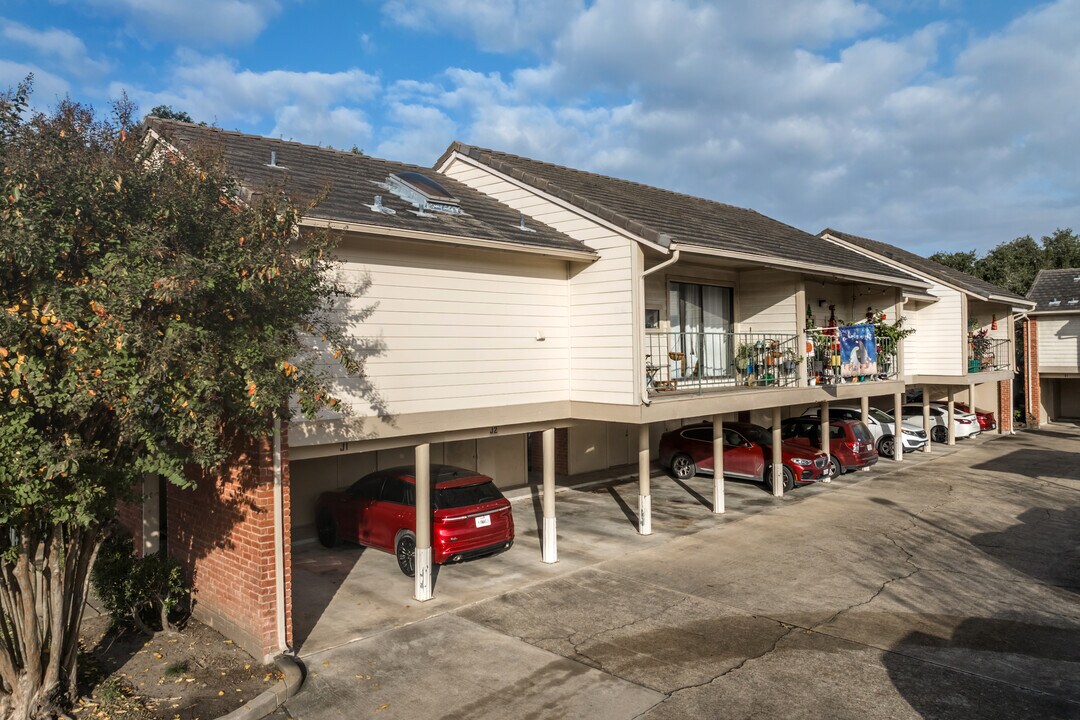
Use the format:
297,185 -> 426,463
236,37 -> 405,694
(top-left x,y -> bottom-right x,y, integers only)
115,499 -> 143,554
527,429 -> 568,477
1025,317 -> 1041,427
998,380 -> 1012,433
166,430 -> 292,662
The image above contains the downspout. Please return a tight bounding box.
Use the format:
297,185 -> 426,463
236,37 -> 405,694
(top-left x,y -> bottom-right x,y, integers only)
272,416 -> 288,653
640,248 -> 680,406
1015,311 -> 1030,434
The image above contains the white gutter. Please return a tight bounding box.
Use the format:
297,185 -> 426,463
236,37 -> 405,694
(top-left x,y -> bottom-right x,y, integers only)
642,248 -> 680,277
272,416 -> 288,653
299,217 -> 599,262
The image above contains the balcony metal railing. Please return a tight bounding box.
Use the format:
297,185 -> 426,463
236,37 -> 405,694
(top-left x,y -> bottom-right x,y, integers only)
805,327 -> 898,386
645,331 -> 800,395
968,336 -> 1010,372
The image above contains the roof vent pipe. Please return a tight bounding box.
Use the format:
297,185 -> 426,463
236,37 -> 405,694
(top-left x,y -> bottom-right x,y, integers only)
518,215 -> 536,233
270,151 -> 277,167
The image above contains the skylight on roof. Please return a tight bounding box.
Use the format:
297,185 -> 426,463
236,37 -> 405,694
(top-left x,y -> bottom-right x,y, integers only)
385,172 -> 463,215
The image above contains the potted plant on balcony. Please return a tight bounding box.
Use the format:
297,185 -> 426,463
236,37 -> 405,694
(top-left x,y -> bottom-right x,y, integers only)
869,310 -> 913,374
735,343 -> 755,384
970,327 -> 991,372
781,347 -> 800,374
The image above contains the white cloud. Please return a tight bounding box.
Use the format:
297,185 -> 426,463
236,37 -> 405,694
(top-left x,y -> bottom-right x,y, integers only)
376,0 -> 1079,252
1,19 -> 112,77
0,60 -> 70,105
381,0 -> 584,53
89,0 -> 281,45
112,52 -> 382,128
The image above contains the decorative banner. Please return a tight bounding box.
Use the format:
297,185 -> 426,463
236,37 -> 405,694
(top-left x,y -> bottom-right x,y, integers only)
839,325 -> 877,377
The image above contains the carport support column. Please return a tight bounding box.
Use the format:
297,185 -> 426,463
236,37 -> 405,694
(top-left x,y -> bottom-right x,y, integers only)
771,407 -> 783,497
414,443 -> 433,602
820,400 -> 831,478
638,424 -> 652,535
947,387 -> 956,445
860,396 -> 870,424
712,416 -> 724,514
541,428 -> 557,564
922,385 -> 932,452
893,392 -> 904,462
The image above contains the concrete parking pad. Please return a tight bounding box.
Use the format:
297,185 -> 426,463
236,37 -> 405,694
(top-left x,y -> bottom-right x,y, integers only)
283,427 -> 1080,719
286,614 -> 663,720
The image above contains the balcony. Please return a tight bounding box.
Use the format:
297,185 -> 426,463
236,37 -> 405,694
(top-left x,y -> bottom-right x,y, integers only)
806,327 -> 898,386
645,331 -> 800,396
968,335 -> 1010,373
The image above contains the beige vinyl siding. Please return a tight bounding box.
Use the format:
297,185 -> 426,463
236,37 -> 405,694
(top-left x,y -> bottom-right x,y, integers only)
443,157 -> 637,405
737,269 -> 798,334
904,281 -> 964,376
1038,315 -> 1080,370
325,239 -> 570,417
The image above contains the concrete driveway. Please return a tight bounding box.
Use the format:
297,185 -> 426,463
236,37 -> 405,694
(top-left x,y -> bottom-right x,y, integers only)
284,426 -> 1080,719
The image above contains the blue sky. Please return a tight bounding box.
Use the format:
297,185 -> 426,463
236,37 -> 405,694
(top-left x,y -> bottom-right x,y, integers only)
2,0 -> 1077,255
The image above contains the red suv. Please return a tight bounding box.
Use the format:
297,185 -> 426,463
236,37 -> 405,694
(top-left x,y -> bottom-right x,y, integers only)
315,465 -> 514,576
780,418 -> 878,477
658,422 -> 829,493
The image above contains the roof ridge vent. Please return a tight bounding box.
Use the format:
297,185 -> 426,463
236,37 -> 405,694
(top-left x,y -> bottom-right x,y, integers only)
367,195 -> 396,215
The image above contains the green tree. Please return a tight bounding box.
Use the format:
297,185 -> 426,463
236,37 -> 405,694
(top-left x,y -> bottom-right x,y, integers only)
975,234 -> 1043,297
928,249 -> 978,275
1040,227 -> 1080,270
0,80 -> 379,719
146,104 -> 195,124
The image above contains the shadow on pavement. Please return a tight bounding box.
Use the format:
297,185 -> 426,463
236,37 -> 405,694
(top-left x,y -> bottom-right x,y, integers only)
971,506 -> 1080,594
883,616 -> 1080,719
970,448 -> 1080,482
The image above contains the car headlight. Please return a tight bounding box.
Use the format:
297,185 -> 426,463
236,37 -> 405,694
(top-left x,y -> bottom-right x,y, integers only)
901,428 -> 916,435
791,458 -> 812,466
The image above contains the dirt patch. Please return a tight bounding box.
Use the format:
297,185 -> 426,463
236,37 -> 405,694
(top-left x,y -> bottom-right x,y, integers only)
77,612 -> 282,720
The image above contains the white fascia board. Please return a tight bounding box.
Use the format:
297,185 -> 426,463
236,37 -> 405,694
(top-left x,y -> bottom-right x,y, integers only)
989,294 -> 1035,309
298,216 -> 599,262
438,151 -> 672,255
673,242 -> 931,289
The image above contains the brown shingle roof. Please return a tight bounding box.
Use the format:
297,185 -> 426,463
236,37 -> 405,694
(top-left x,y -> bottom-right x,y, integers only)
820,228 -> 1031,304
439,143 -> 926,287
1027,268 -> 1080,313
145,120 -> 594,257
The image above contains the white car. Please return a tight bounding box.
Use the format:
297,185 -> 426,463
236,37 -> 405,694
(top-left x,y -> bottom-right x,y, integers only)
800,405 -> 929,458
900,404 -> 981,443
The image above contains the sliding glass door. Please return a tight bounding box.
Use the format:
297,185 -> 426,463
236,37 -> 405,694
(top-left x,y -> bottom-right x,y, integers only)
668,282 -> 733,379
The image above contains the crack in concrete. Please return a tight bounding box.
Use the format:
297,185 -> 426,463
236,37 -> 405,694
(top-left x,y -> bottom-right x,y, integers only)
809,533 -> 921,632
661,623 -> 797,698
566,595 -> 695,671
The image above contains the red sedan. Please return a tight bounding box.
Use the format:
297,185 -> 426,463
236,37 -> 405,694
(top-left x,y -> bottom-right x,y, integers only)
955,403 -> 996,431
315,465 -> 514,577
659,422 -> 829,493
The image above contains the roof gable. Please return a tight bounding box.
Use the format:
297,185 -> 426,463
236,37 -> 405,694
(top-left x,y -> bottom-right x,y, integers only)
1027,268 -> 1080,313
820,228 -> 1031,305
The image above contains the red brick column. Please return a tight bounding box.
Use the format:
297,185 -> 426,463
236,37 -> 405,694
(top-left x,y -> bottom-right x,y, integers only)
166,431 -> 291,661
528,428 -> 568,477
1025,317 -> 1041,427
998,380 -> 1012,433
115,499 -> 143,554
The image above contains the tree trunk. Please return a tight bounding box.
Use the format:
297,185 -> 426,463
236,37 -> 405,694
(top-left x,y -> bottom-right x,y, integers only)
0,520 -> 100,720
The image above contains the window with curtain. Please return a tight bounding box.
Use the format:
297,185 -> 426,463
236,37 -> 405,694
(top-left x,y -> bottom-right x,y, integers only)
668,282 -> 733,378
